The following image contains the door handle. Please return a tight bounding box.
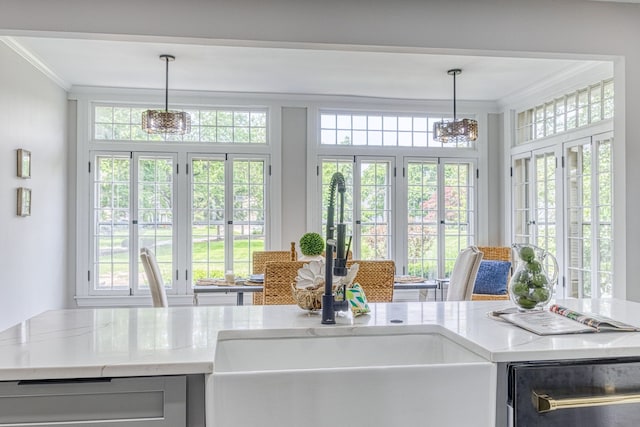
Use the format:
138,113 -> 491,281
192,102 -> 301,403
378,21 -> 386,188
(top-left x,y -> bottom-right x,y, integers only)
533,390 -> 640,413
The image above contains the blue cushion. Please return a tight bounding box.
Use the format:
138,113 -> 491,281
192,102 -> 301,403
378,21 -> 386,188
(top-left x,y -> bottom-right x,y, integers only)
473,260 -> 511,295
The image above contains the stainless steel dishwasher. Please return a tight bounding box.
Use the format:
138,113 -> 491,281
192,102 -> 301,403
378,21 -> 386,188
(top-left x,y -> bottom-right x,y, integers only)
508,358 -> 640,426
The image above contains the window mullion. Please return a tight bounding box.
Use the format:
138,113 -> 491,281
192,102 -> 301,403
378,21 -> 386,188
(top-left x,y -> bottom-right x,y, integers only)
224,156 -> 234,273
437,159 -> 446,278
591,138 -> 600,299
131,153 -> 139,295
353,158 -> 362,259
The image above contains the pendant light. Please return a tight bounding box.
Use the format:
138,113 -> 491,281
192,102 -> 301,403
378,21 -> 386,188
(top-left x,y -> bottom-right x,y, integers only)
433,69 -> 478,143
142,54 -> 191,135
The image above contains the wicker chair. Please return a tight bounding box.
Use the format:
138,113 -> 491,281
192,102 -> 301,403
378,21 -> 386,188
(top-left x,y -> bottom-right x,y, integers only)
262,261 -> 306,305
261,259 -> 395,305
252,250 -> 297,305
471,246 -> 512,301
347,260 -> 395,303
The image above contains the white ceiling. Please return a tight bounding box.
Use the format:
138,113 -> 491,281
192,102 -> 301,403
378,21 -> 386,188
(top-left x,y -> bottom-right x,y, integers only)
5,36 -> 611,102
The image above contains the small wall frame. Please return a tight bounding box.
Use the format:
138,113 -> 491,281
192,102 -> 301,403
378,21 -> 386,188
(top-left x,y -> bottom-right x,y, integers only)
17,149 -> 31,178
17,187 -> 31,217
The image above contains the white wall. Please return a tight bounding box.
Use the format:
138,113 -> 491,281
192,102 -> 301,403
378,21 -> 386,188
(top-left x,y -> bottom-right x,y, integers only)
281,107 -> 308,249
0,43 -> 68,331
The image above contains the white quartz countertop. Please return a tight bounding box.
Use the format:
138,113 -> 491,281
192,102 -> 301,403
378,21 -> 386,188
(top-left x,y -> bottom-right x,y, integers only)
2,298 -> 640,381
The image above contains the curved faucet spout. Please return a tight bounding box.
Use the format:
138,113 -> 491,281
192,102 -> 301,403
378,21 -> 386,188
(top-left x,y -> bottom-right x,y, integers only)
322,172 -> 349,324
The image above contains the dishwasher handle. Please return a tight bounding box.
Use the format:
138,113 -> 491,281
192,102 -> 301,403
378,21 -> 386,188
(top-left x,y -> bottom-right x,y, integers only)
533,390 -> 640,413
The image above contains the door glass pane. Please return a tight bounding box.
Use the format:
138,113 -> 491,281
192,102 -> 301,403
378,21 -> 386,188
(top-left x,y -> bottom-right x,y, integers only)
137,156 -> 174,290
407,161 -> 438,278
565,137 -> 613,298
359,161 -> 392,259
566,144 -> 591,297
596,138 -> 613,297
232,159 -> 266,278
321,160 -> 354,248
94,155 -> 130,290
443,162 -> 475,277
512,157 -> 531,244
191,158 -> 226,281
534,152 -> 557,279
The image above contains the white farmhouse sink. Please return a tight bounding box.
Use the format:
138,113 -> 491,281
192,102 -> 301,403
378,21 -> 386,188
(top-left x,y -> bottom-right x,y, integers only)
210,327 -> 496,427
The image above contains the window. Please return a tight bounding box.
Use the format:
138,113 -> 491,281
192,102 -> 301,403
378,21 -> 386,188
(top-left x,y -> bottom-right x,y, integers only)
190,156 -> 268,280
91,152 -> 177,294
511,148 -> 560,281
515,79 -> 613,145
83,101 -> 273,301
317,155 -> 476,277
94,105 -> 268,144
565,134 -> 613,298
320,157 -> 393,260
511,134 -> 614,298
90,152 -> 269,295
512,155 -> 531,244
320,111 -> 476,149
315,107 -> 479,279
407,160 -> 476,279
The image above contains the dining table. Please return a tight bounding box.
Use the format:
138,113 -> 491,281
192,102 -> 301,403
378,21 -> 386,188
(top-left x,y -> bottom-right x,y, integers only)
192,281 -> 263,306
193,277 -> 441,306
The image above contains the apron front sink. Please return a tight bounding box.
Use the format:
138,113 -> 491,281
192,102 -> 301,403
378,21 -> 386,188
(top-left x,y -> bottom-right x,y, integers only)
210,326 -> 496,427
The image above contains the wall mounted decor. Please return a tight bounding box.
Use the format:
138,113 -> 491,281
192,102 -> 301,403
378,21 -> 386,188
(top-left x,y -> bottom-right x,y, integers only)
17,187 -> 31,216
17,149 -> 31,178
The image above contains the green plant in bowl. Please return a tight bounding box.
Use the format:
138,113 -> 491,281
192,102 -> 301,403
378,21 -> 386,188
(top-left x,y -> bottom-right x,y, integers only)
299,232 -> 325,260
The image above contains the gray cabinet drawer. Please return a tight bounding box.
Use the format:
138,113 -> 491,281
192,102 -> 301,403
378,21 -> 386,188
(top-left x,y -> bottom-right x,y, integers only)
508,359 -> 640,427
0,376 -> 186,427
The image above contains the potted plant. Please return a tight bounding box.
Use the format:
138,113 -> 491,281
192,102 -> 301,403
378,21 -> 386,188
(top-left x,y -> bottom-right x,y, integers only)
299,232 -> 325,261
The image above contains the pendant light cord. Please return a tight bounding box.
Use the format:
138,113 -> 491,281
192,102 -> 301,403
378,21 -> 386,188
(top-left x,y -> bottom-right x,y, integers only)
164,56 -> 169,112
452,71 -> 456,121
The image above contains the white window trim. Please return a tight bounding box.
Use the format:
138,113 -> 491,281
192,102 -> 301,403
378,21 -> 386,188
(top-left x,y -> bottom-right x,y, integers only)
307,101 -> 488,276
72,92 -> 282,306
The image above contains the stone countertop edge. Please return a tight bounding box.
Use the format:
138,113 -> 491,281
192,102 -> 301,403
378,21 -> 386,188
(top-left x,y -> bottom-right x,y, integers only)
1,298 -> 640,380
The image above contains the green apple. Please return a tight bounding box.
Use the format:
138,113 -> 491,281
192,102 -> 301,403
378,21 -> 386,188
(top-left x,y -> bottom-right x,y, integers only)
512,282 -> 530,297
527,260 -> 542,274
519,246 -> 535,262
517,296 -> 538,309
530,287 -> 550,302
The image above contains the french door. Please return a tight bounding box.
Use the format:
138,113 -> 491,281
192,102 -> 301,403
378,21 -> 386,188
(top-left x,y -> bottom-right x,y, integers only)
512,145 -> 563,296
319,157 -> 394,260
90,151 -> 268,296
319,156 -> 476,278
564,133 -> 613,298
405,158 -> 476,279
512,134 -> 614,299
91,152 -> 178,295
189,154 -> 268,281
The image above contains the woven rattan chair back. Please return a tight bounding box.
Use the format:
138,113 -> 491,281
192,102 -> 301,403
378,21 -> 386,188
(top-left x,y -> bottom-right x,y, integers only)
252,251 -> 297,305
263,261 -> 307,305
347,260 -> 395,303
472,246 -> 512,301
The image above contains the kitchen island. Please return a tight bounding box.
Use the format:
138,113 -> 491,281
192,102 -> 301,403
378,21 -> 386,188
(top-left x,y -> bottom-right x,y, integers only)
1,298 -> 640,426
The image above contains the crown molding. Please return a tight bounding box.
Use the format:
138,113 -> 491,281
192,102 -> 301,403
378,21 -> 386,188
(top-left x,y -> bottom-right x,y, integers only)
497,61 -> 613,111
0,36 -> 71,91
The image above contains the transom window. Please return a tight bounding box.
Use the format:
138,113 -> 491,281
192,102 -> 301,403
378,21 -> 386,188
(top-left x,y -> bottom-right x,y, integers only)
516,79 -> 613,145
320,111 -> 475,148
94,105 -> 268,144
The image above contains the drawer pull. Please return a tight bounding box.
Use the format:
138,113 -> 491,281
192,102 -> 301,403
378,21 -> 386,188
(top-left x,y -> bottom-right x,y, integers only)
533,390 -> 640,413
